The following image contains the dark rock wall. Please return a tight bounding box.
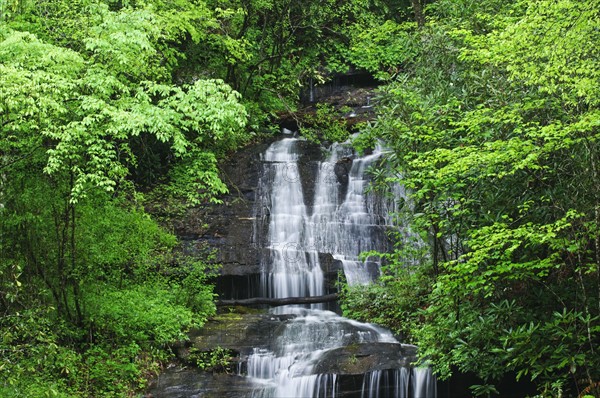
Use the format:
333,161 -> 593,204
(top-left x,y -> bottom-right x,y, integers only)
173,137 -> 277,300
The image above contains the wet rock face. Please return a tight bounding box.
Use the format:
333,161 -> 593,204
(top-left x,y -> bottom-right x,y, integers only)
313,343 -> 418,375
149,311 -> 293,398
182,312 -> 295,358
173,137 -> 276,300
146,368 -> 258,398
334,157 -> 352,185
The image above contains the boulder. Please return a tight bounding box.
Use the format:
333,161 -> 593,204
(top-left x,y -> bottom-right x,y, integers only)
312,343 -> 418,375
180,311 -> 294,359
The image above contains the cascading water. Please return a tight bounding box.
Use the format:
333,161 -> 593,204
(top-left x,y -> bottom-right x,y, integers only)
258,138 -> 324,301
361,368 -> 437,398
244,135 -> 436,397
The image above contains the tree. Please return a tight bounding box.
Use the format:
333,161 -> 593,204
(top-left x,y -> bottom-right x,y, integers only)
1,3 -> 248,392
346,0 -> 600,394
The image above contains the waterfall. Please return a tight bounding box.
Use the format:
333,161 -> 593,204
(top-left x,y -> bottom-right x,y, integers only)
258,138 -> 325,301
361,368 -> 410,398
245,135 -> 436,398
412,368 -> 437,398
360,368 -> 437,398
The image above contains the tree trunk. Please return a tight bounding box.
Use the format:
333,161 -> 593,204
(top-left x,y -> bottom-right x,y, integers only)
217,293 -> 339,307
410,0 -> 425,27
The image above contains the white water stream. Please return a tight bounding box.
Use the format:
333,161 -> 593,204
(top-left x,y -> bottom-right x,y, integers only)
245,136 -> 436,397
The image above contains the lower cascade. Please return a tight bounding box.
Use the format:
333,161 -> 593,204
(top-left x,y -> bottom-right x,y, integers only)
361,368 -> 437,398
240,136 -> 436,398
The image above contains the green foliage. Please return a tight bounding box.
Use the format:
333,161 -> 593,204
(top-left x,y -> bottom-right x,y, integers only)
484,0 -> 600,107
346,20 -> 417,80
84,4 -> 167,82
0,29 -> 249,204
0,185 -> 217,396
172,257 -> 219,319
85,285 -> 194,346
0,305 -> 169,396
340,265 -> 432,342
300,103 -> 352,144
83,343 -> 147,396
8,0 -> 599,396
1,2 -> 244,396
172,0 -> 409,122
470,383 -> 499,397
0,307 -> 78,395
341,216 -> 433,341
77,194 -> 177,281
344,0 -> 600,394
189,346 -> 234,373
502,309 -> 599,383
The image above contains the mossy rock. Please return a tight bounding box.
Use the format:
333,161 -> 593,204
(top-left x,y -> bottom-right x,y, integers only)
177,312 -> 295,362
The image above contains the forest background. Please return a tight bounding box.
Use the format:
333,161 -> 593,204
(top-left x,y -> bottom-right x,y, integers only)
0,0 -> 598,396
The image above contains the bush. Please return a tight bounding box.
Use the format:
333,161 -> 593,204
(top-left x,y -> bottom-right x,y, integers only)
188,346 -> 235,373
83,343 -> 146,396
85,284 -> 194,347
340,263 -> 434,343
0,308 -> 80,397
